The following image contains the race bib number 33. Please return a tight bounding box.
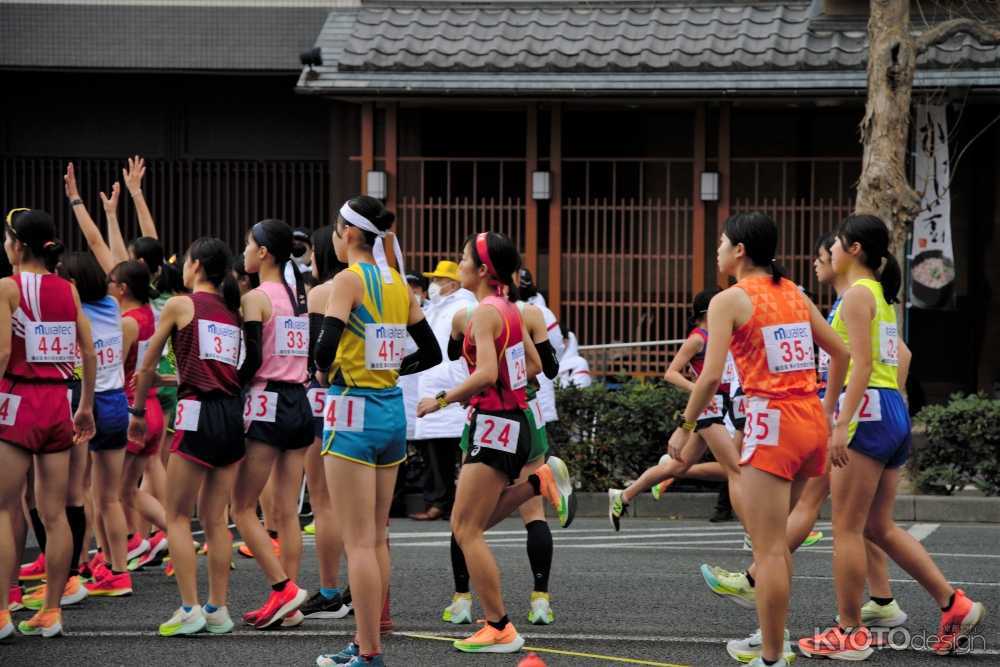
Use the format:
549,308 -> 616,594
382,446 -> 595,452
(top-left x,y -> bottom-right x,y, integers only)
365,324 -> 407,370
762,322 -> 815,374
275,316 -> 309,357
198,321 -> 240,366
27,322 -> 77,363
244,390 -> 278,423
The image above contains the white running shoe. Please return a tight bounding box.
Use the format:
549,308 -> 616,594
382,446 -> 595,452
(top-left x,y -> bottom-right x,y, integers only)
726,627 -> 795,663
527,592 -> 554,625
442,592 -> 473,624
282,610 -> 305,627
159,605 -> 206,637
836,598 -> 909,628
205,606 -> 234,634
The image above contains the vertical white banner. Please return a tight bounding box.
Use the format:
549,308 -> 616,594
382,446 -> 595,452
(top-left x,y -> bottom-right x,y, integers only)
910,104 -> 956,309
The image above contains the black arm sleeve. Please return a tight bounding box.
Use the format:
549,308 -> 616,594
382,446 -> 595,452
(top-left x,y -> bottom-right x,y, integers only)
447,335 -> 464,361
238,321 -> 263,386
307,312 -> 324,375
313,316 -> 346,373
399,318 -> 443,376
535,339 -> 560,380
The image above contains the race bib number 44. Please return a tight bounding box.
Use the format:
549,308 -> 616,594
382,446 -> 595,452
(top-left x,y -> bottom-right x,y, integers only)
505,343 -> 527,390
198,321 -> 240,366
275,316 -> 309,357
0,392 -> 22,426
762,322 -> 815,374
365,324 -> 407,370
879,322 -> 899,367
27,322 -> 77,363
324,395 -> 365,433
174,399 -> 201,431
473,414 -> 520,454
700,394 -> 724,420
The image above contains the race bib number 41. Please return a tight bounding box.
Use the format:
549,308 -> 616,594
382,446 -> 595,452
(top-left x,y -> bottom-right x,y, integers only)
505,343 -> 527,390
275,316 -> 309,357
198,321 -> 240,366
364,324 -> 407,370
324,395 -> 365,433
27,322 -> 77,363
472,414 -> 520,454
762,322 -> 815,374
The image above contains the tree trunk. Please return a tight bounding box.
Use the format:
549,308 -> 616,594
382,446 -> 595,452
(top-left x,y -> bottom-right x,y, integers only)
856,0 -> 923,251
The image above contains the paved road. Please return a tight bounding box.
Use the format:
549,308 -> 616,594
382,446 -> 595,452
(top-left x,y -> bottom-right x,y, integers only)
4,518 -> 998,666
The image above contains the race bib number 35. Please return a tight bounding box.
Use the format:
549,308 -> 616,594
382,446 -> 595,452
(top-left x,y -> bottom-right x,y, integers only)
244,390 -> 278,423
198,321 -> 240,366
307,387 -> 326,417
743,398 -> 780,447
505,343 -> 527,390
364,324 -> 407,370
26,322 -> 77,363
762,322 -> 815,374
473,414 -> 520,454
0,392 -> 22,426
175,399 -> 201,431
275,316 -> 309,357
879,322 -> 899,367
324,395 -> 365,433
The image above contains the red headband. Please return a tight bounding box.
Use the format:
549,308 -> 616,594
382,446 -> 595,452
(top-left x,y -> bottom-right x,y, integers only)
475,232 -> 503,295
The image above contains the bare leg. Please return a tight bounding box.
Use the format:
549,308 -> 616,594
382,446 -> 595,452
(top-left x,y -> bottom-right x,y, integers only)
164,455 -> 207,606
865,541 -> 893,599
272,448 -> 306,582
121,454 -> 166,532
200,463 -> 238,608
91,449 -> 129,571
622,433 -> 707,503
305,439 -> 341,590
0,443 -> 32,612
34,450 -> 72,610
232,441 -> 285,584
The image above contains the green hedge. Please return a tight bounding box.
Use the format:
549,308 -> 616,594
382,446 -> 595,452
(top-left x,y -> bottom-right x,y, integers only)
912,393 -> 1000,496
549,379 -> 689,491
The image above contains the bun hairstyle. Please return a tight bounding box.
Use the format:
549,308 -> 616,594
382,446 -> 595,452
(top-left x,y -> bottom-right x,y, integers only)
110,260 -> 152,305
186,237 -> 241,316
689,288 -> 720,330
469,231 -> 521,303
517,268 -> 538,301
156,256 -> 186,295
56,251 -> 108,304
837,214 -> 902,304
250,218 -> 306,315
723,211 -> 785,284
311,224 -> 345,283
340,196 -> 395,246
129,237 -> 164,277
6,208 -> 65,271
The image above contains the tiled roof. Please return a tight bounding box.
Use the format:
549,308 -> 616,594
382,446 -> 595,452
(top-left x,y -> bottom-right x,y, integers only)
299,2 -> 1000,94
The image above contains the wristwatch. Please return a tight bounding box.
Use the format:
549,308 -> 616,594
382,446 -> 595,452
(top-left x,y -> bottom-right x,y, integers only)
127,406 -> 146,417
677,415 -> 697,432
69,198 -> 84,207
435,390 -> 449,409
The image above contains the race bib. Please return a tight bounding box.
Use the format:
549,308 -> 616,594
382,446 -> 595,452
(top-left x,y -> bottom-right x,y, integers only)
464,405 -> 474,426
505,343 -> 527,390
761,322 -> 815,374
26,321 -> 77,363
94,334 -> 124,384
136,339 -> 150,371
472,414 -> 520,454
244,390 -> 278,424
198,320 -> 240,366
307,387 -> 326,418
0,392 -> 22,426
364,324 -> 406,370
743,398 -> 780,447
528,398 -> 544,428
837,389 -> 883,423
722,354 -> 738,386
700,394 -> 725,420
731,394 -> 747,421
324,394 -> 365,432
275,316 -> 309,357
818,349 -> 831,375
879,322 -> 899,367
174,399 -> 201,431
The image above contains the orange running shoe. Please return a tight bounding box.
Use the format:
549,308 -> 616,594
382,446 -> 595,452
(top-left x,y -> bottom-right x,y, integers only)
799,626 -> 873,660
237,536 -> 280,559
453,619 -> 525,653
24,576 -> 88,611
933,589 -> 986,655
18,608 -> 63,638
0,610 -> 12,640
19,554 -> 46,582
534,456 -> 575,528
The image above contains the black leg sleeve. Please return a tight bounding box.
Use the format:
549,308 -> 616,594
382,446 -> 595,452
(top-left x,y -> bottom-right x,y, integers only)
525,519 -> 553,593
450,533 -> 471,594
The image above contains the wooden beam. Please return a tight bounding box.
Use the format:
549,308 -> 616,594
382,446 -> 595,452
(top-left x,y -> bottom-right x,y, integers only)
524,103 -> 539,275
692,104 -> 707,293
385,102 -> 398,211
548,103 -> 563,319
360,102 -> 374,194
717,102 -> 732,288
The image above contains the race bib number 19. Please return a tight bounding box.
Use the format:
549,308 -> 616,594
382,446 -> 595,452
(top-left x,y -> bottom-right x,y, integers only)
879,322 -> 899,367
364,324 -> 407,370
175,399 -> 201,431
505,343 -> 527,390
762,322 -> 815,374
473,414 -> 520,454
26,322 -> 77,363
198,321 -> 240,366
275,316 -> 309,357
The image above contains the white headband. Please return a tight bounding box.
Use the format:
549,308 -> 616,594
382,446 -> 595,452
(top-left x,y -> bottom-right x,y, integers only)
339,202 -> 406,284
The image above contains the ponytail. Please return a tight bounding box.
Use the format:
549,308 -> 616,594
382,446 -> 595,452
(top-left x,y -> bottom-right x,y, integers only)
722,212 -> 781,283
41,240 -> 66,273
221,272 -> 242,317
880,253 -> 902,305
769,259 -> 785,285
6,209 -> 65,271
837,214 -> 899,303
282,259 -> 308,315
187,237 -> 240,319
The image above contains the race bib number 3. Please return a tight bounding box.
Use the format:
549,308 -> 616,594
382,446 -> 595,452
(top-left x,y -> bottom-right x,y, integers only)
307,388 -> 326,417
0,392 -> 22,426
762,322 -> 815,374
175,399 -> 201,431
364,324 -> 407,370
244,390 -> 278,423
275,316 -> 309,357
505,343 -> 527,390
26,322 -> 77,363
473,414 -> 520,454
879,322 -> 899,367
324,395 -> 365,433
198,321 -> 240,366
743,398 -> 780,447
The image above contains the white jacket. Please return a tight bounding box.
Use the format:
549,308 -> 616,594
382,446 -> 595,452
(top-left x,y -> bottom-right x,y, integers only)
524,296 -> 563,423
414,288 -> 478,440
557,332 -> 592,388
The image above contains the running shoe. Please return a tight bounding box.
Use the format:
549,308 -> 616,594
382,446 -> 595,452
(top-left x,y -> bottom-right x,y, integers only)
746,658 -> 789,667
441,592 -> 473,624
126,534 -> 150,561
17,608 -> 62,637
836,599 -> 909,628
726,627 -> 795,663
159,605 -> 206,637
527,591 -> 554,625
8,585 -> 23,612
242,607 -> 262,626
163,559 -> 175,577
86,551 -> 106,578
343,656 -> 384,667
24,575 -> 88,610
699,563 -> 756,609
537,456 -> 575,528
932,589 -> 986,655
317,641 -> 359,666
19,554 -> 46,582
252,582 -> 307,629
798,626 -> 873,660
204,606 -> 235,634
303,522 -> 316,536
85,570 -> 133,597
744,530 -> 823,552
0,610 -> 12,640
282,610 -> 305,627
238,536 -> 281,560
607,489 -> 628,532
453,620 -> 525,653
301,590 -> 352,619
650,454 -> 675,500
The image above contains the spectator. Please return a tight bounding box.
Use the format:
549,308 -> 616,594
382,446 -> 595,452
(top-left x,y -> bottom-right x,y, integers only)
517,268 -> 564,424
557,332 -> 592,388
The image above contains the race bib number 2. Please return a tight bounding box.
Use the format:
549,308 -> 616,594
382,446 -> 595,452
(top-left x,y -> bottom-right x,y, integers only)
198,321 -> 240,366
175,399 -> 201,431
365,324 -> 407,370
473,414 -> 520,454
762,322 -> 815,374
26,322 -> 77,363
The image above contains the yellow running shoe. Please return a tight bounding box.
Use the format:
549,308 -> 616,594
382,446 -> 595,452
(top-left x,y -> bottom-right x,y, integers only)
527,592 -> 554,625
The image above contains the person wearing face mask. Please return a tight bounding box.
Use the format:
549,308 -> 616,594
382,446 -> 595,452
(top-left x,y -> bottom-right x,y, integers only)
291,229 -> 313,280
408,260 -> 477,521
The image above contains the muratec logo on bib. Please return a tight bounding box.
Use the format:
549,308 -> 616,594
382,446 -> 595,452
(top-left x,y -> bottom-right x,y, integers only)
206,323 -> 238,338
769,324 -> 810,341
94,335 -> 122,349
372,325 -> 406,340
34,323 -> 74,336
282,318 -> 308,331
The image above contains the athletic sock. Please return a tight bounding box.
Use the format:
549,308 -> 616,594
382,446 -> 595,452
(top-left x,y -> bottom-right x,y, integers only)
745,570 -> 755,588
360,655 -> 380,663
204,604 -> 218,614
871,596 -> 894,606
488,614 -> 509,631
111,569 -> 126,576
450,534 -> 470,594
320,587 -> 341,600
66,506 -> 87,577
527,474 -> 541,495
267,529 -> 279,540
29,508 -> 47,553
271,579 -> 290,593
942,592 -> 956,612
182,605 -> 193,613
525,520 -> 552,593
763,659 -> 778,666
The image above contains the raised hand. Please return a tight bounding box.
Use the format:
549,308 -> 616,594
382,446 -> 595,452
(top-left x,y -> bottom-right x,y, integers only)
123,155 -> 146,195
64,162 -> 80,200
100,181 -> 121,217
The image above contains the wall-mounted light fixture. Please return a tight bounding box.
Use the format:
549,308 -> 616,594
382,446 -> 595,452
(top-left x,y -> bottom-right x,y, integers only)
700,171 -> 719,202
532,171 -> 550,200
366,171 -> 387,200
